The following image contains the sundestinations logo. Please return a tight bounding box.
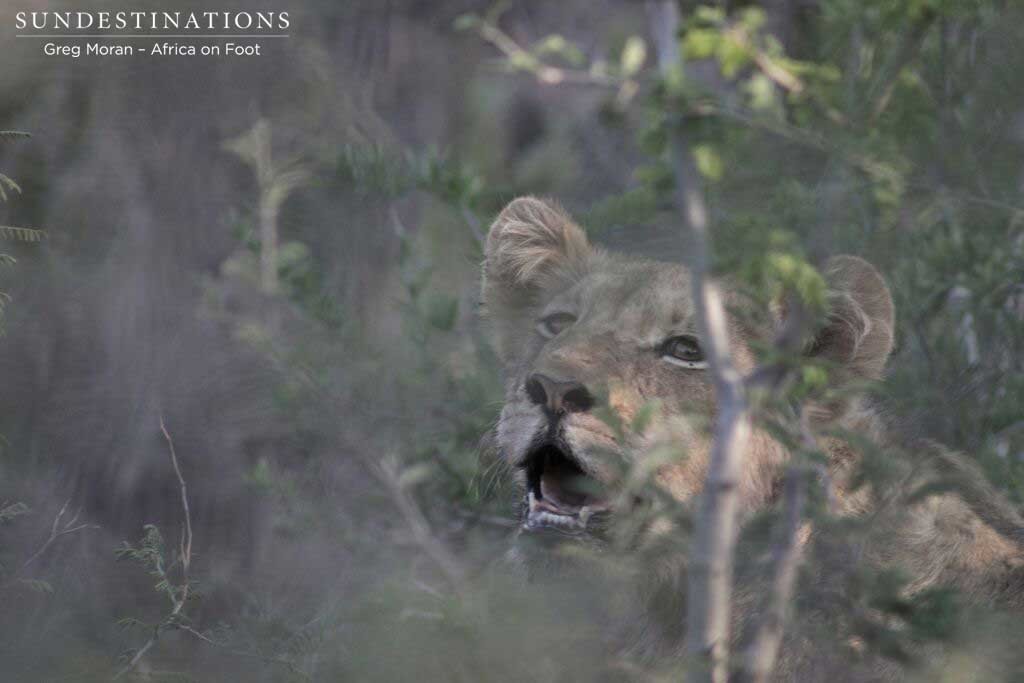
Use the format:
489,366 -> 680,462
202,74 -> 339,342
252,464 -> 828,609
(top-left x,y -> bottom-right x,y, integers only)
16,11 -> 290,32
14,10 -> 290,58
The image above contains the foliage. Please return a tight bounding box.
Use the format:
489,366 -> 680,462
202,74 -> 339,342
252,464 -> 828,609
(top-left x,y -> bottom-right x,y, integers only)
429,1 -> 1024,678
0,1 -> 1023,681
0,131 -> 43,334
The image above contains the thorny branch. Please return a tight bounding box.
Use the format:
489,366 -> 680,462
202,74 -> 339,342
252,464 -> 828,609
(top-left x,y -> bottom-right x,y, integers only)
114,418 -> 314,680
114,418 -> 194,680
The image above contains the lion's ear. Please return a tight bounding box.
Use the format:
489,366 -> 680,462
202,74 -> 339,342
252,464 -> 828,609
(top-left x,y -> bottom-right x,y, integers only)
805,255 -> 895,383
482,196 -> 592,310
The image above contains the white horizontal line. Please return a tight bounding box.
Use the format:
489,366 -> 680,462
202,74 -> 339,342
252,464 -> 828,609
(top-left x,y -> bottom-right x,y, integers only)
16,34 -> 290,38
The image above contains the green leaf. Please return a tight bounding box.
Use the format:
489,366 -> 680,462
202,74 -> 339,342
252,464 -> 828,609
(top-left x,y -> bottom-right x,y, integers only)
739,6 -> 766,31
693,6 -> 726,25
0,226 -> 46,242
508,51 -> 540,72
801,365 -> 829,392
620,36 -> 647,77
745,72 -> 777,111
693,144 -> 724,181
682,28 -> 720,60
717,36 -> 752,78
535,35 -> 585,67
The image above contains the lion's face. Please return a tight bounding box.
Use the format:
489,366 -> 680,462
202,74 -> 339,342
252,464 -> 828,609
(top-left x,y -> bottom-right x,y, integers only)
482,197 -> 894,534
493,258 -> 752,532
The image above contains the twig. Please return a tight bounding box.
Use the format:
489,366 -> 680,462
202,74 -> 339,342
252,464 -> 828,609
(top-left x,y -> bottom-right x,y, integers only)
736,467 -> 806,683
160,418 -> 192,581
475,20 -> 624,88
19,499 -> 98,572
722,24 -> 804,96
375,455 -> 467,589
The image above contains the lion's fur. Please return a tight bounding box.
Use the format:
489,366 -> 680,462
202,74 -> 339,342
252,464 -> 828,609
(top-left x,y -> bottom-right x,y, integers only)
481,196 -> 1024,673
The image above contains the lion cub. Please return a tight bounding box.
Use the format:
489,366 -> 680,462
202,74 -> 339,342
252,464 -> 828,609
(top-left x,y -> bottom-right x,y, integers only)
481,195 -> 1024,621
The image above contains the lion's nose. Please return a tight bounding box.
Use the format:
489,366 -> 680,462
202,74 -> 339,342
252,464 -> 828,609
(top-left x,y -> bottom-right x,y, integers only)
525,373 -> 594,415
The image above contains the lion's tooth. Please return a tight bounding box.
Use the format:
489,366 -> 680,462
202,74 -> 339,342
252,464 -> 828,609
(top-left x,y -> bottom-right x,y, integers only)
528,491 -> 538,512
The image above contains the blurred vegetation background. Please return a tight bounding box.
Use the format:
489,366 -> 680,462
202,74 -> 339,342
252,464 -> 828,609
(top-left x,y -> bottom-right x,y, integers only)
0,0 -> 1022,680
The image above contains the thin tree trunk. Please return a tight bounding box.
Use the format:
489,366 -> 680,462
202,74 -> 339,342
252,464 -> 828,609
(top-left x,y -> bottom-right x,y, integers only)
646,3 -> 753,681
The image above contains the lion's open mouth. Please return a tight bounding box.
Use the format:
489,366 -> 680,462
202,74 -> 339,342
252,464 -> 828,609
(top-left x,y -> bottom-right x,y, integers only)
522,442 -> 610,533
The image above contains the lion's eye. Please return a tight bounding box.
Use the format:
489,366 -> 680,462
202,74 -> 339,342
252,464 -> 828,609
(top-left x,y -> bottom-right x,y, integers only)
537,313 -> 577,339
661,335 -> 707,369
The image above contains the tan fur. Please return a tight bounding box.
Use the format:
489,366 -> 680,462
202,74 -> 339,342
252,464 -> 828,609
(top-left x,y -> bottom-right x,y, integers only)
482,196 -> 1024,621
485,196 -> 591,289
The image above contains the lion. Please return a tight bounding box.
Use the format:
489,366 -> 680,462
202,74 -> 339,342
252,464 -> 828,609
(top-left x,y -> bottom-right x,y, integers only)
480,196 -> 1024,675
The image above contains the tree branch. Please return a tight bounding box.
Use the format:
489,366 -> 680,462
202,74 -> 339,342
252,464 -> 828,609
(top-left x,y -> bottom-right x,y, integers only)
736,467 -> 806,683
647,3 -> 753,681
867,11 -> 936,124
114,418 -> 194,680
